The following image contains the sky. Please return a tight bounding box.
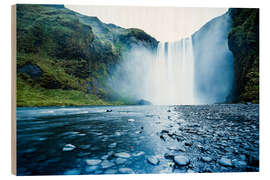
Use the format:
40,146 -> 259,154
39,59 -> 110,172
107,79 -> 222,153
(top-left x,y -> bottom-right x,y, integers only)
65,5 -> 227,42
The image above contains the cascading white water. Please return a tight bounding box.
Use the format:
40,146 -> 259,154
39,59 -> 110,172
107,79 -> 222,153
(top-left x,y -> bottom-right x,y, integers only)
150,37 -> 196,105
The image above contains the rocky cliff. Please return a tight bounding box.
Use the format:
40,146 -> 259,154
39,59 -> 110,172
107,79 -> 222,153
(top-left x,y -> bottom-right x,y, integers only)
16,4 -> 158,106
228,8 -> 259,103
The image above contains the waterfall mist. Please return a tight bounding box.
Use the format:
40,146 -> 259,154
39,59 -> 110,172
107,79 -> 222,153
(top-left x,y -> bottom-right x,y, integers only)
192,13 -> 234,104
107,13 -> 234,105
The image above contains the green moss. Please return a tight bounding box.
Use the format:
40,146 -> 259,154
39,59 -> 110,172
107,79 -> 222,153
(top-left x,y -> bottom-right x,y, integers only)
16,4 -> 158,107
228,8 -> 259,103
17,76 -> 125,107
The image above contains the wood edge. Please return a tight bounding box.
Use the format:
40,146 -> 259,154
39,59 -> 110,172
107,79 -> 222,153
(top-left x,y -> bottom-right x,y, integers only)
11,4 -> 17,176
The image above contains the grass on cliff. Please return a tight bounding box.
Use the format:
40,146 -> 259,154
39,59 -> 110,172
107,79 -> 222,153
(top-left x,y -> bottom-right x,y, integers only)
17,77 -> 125,107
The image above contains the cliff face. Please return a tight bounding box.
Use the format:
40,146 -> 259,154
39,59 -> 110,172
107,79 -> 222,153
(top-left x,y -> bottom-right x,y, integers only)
16,4 -> 158,106
228,8 -> 259,103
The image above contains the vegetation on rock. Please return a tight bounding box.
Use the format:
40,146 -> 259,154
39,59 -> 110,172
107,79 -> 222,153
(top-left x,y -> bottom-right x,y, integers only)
16,4 -> 158,107
228,8 -> 259,103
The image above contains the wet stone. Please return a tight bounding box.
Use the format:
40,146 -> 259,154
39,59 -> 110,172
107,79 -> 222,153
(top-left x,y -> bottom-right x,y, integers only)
108,143 -> 117,148
85,165 -> 98,173
79,144 -> 91,150
114,152 -> 131,158
133,151 -> 145,157
101,160 -> 115,169
164,152 -> 175,160
119,168 -> 135,174
232,159 -> 247,168
187,169 -> 196,173
128,119 -> 135,122
174,155 -> 190,166
64,169 -> 80,175
201,156 -> 212,162
115,158 -> 127,165
218,157 -> 233,167
103,169 -> 118,174
85,159 -> 102,166
101,155 -> 109,160
147,156 -> 160,165
174,168 -> 187,173
62,144 -> 76,151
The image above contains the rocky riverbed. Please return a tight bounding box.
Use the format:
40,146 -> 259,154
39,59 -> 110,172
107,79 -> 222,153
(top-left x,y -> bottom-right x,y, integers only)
16,104 -> 259,175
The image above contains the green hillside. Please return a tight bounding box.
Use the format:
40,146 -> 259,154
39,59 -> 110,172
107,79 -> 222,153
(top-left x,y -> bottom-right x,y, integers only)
16,4 -> 158,107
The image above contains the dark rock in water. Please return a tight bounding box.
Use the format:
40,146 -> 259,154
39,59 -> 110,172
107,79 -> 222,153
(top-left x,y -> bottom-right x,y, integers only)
106,109 -> 112,112
147,156 -> 160,165
246,154 -> 259,167
183,141 -> 192,146
164,152 -> 175,160
79,144 -> 91,150
174,155 -> 190,166
161,130 -> 169,134
167,110 -> 171,112
119,168 -> 135,174
136,99 -> 152,105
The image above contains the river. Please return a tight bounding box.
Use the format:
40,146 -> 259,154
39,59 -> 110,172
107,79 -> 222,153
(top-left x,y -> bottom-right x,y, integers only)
16,104 -> 259,175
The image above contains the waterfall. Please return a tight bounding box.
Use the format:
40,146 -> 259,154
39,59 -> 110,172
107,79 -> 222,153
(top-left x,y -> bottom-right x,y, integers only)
150,37 -> 196,105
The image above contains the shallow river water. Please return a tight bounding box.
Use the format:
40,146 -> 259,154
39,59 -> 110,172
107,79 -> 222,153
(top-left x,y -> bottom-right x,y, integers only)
16,104 -> 259,175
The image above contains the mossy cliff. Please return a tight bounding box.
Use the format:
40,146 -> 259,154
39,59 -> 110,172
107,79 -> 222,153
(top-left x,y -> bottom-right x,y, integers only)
16,4 -> 158,106
228,8 -> 259,103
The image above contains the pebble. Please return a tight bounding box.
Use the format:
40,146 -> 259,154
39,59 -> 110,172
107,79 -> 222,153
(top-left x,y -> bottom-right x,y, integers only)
174,155 -> 190,166
108,143 -> 117,148
79,144 -> 91,150
101,155 -> 109,160
115,158 -> 127,165
119,168 -> 135,174
218,157 -> 233,167
201,157 -> 212,162
114,152 -> 131,158
64,169 -> 80,175
147,156 -> 160,165
232,159 -> 247,168
85,166 -> 98,173
133,151 -> 145,157
115,132 -> 121,136
187,169 -> 196,173
85,159 -> 102,166
62,144 -> 76,151
103,169 -> 118,174
101,160 -> 115,169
